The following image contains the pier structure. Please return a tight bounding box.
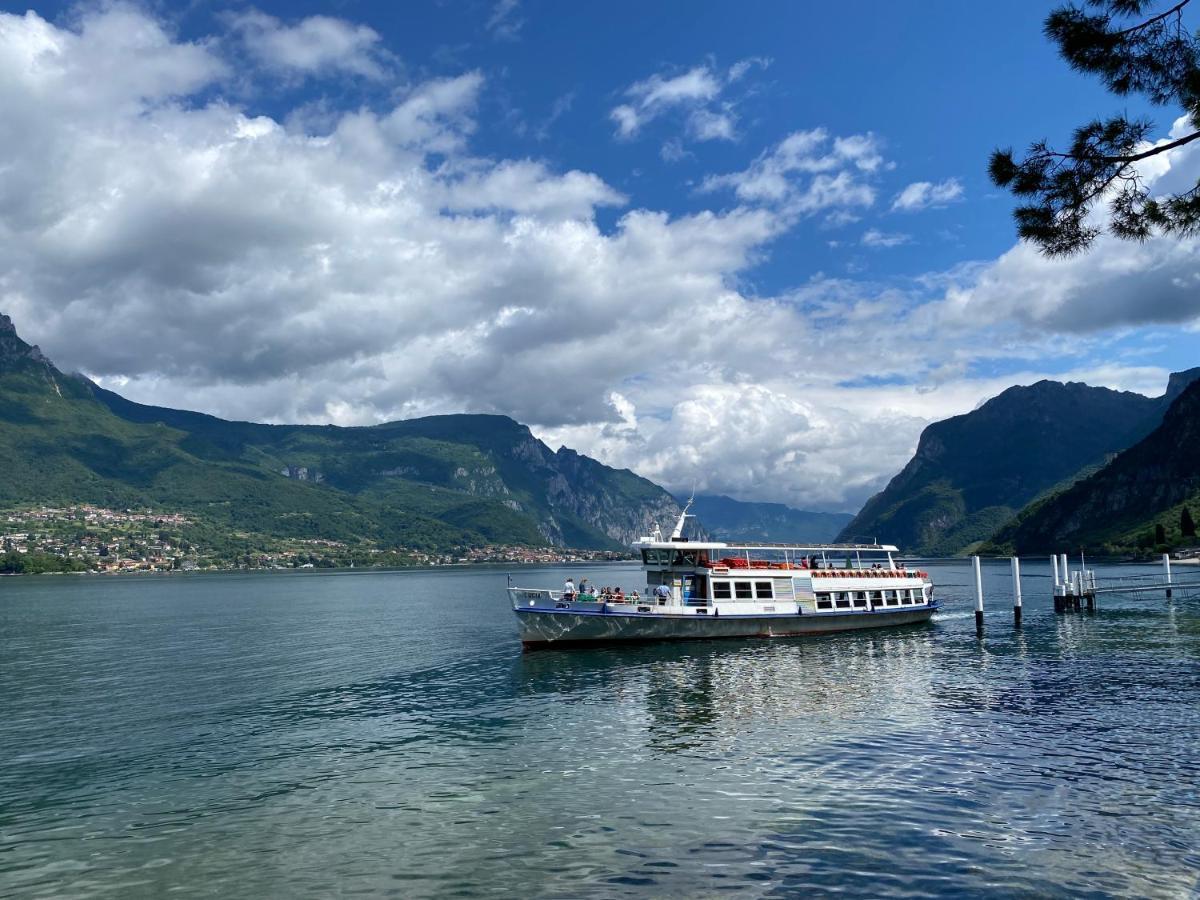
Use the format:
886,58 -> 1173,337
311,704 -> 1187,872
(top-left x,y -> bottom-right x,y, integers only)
1049,551 -> 1200,611
1052,552 -> 1096,612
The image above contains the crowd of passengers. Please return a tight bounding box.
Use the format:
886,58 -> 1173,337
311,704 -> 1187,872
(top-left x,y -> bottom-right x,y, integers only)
805,558 -> 905,570
561,578 -> 641,603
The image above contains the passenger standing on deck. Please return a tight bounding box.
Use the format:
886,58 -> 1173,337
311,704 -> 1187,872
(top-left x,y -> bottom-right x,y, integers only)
654,583 -> 672,604
563,578 -> 575,600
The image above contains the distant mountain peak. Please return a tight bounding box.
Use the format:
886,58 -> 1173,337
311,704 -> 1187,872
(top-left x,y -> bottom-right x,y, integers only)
1164,367 -> 1200,404
838,376 -> 1169,554
0,313 -> 52,372
684,493 -> 852,543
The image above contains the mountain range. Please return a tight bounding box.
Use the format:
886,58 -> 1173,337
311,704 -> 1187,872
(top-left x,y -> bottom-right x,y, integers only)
4,309 -> 1197,560
839,369 -> 1200,556
0,314 -> 680,555
987,377 -> 1200,554
684,494 -> 851,543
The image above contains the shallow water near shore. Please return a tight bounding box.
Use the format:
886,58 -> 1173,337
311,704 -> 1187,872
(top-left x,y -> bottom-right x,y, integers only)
1,559 -> 1198,898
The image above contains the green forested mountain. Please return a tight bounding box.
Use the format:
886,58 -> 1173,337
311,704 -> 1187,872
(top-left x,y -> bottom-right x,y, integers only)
685,494 -> 851,543
0,314 -> 679,553
986,379 -> 1200,554
837,374 -> 1200,555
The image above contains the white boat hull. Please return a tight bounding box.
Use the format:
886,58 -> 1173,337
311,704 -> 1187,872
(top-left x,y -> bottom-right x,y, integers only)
514,604 -> 937,648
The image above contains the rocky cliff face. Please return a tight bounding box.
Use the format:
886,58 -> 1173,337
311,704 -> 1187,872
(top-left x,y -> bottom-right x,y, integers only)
552,448 -> 681,545
0,314 -> 51,371
486,424 -> 681,546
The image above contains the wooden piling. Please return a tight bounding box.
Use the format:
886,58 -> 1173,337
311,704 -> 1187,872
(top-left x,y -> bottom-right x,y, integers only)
973,555 -> 984,634
1011,556 -> 1022,626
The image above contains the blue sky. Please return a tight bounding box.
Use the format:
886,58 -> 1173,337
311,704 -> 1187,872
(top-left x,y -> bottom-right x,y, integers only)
127,1 -> 1144,266
2,1 -> 1199,510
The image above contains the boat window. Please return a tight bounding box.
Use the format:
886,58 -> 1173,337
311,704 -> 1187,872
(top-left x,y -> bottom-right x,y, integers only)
754,581 -> 774,599
641,548 -> 673,566
835,597 -> 852,609
817,597 -> 833,610
672,549 -> 701,566
832,592 -> 845,603
713,581 -> 732,600
853,595 -> 867,608
734,581 -> 753,600
869,591 -> 883,602
887,595 -> 900,606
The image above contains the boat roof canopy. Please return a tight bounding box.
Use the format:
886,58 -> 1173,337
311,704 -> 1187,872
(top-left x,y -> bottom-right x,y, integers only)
633,540 -> 899,553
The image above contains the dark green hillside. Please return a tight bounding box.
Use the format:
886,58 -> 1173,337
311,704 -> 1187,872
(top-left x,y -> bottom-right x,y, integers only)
986,379 -> 1200,554
0,314 -> 679,554
836,379 -> 1191,555
0,344 -> 484,552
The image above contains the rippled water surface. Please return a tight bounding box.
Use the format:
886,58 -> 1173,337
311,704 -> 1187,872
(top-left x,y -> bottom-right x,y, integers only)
1,560 -> 1198,898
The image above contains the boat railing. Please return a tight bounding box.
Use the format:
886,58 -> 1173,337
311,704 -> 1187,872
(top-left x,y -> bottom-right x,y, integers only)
704,557 -> 928,578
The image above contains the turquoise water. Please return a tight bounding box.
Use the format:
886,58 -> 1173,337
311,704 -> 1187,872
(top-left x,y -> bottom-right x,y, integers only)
1,560 -> 1197,898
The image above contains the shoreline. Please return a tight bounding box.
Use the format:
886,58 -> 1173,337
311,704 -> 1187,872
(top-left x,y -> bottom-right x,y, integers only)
0,558 -> 641,579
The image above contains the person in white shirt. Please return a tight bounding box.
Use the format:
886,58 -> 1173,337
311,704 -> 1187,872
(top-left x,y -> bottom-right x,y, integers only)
654,583 -> 672,604
563,578 -> 575,599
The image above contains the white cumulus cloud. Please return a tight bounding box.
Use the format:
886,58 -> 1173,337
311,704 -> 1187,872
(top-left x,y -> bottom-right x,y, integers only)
700,128 -> 884,217
609,57 -> 769,144
861,228 -> 911,248
229,10 -> 391,79
891,178 -> 964,212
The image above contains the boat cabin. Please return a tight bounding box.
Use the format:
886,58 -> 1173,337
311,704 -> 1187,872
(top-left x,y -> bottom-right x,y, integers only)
635,538 -> 915,607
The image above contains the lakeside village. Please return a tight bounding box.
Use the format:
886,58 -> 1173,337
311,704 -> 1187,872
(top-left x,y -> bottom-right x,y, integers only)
0,505 -> 628,575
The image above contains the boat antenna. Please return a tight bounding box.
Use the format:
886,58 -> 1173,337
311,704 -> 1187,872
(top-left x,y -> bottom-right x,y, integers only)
670,489 -> 695,541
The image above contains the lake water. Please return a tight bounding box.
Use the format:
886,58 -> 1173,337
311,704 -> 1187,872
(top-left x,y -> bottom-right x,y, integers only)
1,560 -> 1197,898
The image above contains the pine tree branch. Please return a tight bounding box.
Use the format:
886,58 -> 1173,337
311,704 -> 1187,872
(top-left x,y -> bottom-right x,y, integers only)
1044,127 -> 1200,162
1113,0 -> 1192,37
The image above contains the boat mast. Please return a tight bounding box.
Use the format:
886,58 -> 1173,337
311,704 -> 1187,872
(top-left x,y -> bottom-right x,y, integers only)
670,493 -> 695,541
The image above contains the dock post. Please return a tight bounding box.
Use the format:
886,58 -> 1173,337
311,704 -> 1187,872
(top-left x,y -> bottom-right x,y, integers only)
973,555 -> 984,634
1051,554 -> 1061,612
1164,553 -> 1173,600
1061,554 -> 1076,610
1011,557 -> 1022,626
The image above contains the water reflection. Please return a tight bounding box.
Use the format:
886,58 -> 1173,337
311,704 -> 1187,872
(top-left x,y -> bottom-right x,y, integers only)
516,628 -> 942,754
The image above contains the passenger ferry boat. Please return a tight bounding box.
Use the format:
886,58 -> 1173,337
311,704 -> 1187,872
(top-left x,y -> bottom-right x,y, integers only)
509,504 -> 937,648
